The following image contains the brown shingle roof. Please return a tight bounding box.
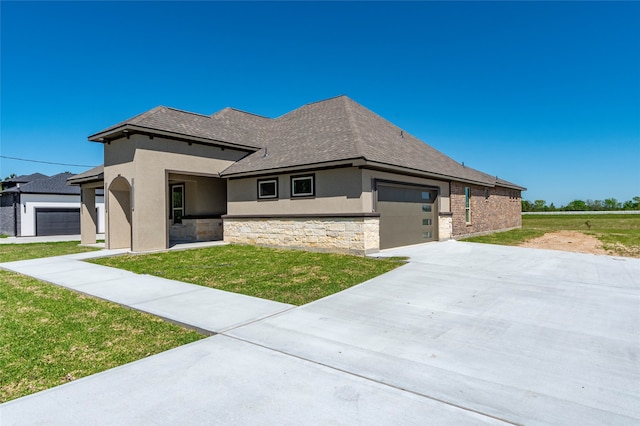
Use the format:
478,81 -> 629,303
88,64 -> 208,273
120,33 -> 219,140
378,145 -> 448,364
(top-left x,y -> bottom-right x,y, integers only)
221,96 -> 524,189
89,96 -> 524,189
221,96 -> 362,175
88,106 -> 268,150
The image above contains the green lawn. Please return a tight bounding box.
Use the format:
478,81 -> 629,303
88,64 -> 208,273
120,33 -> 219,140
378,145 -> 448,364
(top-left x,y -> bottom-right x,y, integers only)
1,241 -> 402,402
0,270 -> 204,403
462,214 -> 640,257
0,241 -> 100,263
91,245 -> 406,305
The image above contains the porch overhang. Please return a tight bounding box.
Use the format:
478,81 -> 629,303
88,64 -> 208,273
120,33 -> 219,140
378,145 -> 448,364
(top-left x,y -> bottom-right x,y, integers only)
67,165 -> 104,188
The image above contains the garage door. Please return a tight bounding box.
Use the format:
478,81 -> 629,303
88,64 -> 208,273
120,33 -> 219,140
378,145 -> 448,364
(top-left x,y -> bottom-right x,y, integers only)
376,183 -> 437,249
35,208 -> 81,236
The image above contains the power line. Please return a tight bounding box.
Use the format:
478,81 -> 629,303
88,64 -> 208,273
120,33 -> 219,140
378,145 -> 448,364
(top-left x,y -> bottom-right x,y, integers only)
0,155 -> 98,168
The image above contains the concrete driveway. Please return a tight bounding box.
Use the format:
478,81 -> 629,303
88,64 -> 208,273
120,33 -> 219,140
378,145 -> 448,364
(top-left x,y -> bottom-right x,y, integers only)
2,241 -> 639,425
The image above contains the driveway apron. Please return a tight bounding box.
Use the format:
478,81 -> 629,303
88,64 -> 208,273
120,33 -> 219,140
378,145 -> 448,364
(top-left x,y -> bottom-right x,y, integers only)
229,241 -> 640,425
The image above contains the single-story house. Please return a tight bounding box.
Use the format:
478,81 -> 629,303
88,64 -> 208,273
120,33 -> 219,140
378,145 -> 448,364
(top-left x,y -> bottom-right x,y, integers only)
69,95 -> 524,254
0,172 -> 105,237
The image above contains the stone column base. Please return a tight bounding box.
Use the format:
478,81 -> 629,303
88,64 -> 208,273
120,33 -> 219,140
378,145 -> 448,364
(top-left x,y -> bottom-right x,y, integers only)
438,212 -> 453,240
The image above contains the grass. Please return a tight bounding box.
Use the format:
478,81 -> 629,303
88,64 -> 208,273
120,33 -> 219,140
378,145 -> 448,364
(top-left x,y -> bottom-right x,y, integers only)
0,241 -> 402,401
0,241 -> 100,263
91,245 -> 406,305
0,270 -> 204,403
462,214 -> 640,257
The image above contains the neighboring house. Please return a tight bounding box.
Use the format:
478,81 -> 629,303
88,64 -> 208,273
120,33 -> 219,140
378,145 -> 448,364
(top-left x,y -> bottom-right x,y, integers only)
69,95 -> 525,254
0,172 -> 105,237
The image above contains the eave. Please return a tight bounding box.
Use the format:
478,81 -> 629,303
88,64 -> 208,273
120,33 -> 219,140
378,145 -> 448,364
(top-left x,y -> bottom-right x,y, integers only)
223,157 -> 525,190
88,124 -> 262,153
360,161 -> 526,190
67,174 -> 104,187
221,158 -> 367,179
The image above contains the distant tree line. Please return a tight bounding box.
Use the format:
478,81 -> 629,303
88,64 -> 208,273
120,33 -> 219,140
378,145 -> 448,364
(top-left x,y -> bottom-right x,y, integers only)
522,197 -> 640,212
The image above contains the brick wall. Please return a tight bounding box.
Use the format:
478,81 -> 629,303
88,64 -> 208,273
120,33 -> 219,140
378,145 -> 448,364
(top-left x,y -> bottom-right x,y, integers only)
450,181 -> 521,238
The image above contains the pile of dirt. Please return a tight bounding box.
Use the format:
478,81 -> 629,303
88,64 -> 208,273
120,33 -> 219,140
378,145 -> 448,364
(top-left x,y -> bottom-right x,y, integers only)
518,230 -> 609,255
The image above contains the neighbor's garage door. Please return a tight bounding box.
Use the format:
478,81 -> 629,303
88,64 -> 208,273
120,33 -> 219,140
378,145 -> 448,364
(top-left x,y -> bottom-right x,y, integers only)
376,183 -> 437,249
35,208 -> 81,236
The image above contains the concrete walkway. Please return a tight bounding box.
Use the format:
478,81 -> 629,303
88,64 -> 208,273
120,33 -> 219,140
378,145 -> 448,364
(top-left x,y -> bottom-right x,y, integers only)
0,249 -> 293,333
0,234 -> 105,244
1,241 -> 639,425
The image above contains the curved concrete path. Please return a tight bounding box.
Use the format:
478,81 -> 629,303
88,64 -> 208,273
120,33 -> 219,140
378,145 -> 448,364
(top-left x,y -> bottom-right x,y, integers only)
1,241 -> 639,425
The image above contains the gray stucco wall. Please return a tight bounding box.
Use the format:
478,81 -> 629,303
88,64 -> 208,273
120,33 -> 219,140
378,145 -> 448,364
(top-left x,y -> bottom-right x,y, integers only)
0,194 -> 16,236
227,167 -> 366,215
104,134 -> 248,251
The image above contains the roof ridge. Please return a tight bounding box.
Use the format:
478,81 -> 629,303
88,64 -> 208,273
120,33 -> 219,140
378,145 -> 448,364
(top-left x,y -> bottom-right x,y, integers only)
210,107 -> 271,120
225,107 -> 271,119
342,96 -> 366,159
304,94 -> 347,107
273,94 -> 348,120
162,106 -> 211,119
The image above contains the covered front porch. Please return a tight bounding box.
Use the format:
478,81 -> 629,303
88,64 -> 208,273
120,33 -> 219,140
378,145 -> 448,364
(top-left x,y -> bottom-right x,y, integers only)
70,167 -> 227,251
168,172 -> 226,246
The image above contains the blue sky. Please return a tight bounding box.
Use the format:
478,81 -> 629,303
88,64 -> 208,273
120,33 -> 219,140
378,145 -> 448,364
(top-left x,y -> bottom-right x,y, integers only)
1,1 -> 638,206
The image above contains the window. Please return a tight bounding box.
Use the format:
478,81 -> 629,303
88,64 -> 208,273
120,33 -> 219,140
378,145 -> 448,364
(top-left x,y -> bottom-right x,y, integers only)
258,178 -> 278,199
171,184 -> 184,224
465,187 -> 471,224
378,186 -> 436,203
291,174 -> 314,197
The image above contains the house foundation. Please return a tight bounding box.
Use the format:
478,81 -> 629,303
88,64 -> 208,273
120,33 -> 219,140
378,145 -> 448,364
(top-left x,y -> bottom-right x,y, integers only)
223,215 -> 380,255
170,217 -> 223,242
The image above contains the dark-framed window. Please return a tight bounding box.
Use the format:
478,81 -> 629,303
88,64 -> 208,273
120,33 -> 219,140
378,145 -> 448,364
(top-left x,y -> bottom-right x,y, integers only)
464,186 -> 471,224
291,174 -> 315,197
258,178 -> 278,199
171,184 -> 184,224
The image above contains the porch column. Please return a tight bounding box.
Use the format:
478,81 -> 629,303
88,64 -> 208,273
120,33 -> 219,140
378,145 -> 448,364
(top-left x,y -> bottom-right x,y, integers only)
81,186 -> 97,245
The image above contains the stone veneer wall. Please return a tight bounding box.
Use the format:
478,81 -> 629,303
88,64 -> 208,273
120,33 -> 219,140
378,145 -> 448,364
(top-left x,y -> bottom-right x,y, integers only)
450,182 -> 522,238
170,218 -> 223,242
223,216 -> 380,255
438,213 -> 453,240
